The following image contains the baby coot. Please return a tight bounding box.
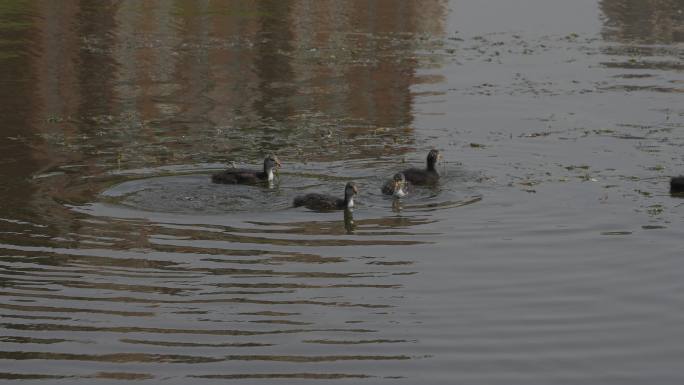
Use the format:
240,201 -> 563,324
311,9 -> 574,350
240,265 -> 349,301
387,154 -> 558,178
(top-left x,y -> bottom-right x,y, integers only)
671,176 -> 684,195
293,182 -> 358,211
401,149 -> 441,185
381,172 -> 408,198
212,155 -> 281,184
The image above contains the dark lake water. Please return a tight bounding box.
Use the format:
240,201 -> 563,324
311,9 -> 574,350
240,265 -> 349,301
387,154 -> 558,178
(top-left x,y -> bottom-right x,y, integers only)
1,1 -> 684,383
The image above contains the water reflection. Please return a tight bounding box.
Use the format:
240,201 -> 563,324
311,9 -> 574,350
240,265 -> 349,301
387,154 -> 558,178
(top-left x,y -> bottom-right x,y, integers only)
0,1 -> 448,381
0,2 -> 40,220
4,0 -> 449,214
7,0 -> 683,383
597,0 -> 684,94
254,0 -> 295,128
344,209 -> 355,234
0,204 -> 424,380
600,0 -> 684,43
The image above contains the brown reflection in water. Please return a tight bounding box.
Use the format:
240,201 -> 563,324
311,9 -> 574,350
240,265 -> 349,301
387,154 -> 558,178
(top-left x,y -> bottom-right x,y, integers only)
303,338 -> 408,344
92,372 -> 153,380
0,350 -> 407,364
1,322 -> 376,335
192,373 -> 372,380
0,0 -> 447,231
0,336 -> 70,344
0,3 -> 41,219
2,0 -> 448,227
30,0 -> 120,166
0,351 -> 223,364
0,374 -> 71,381
291,0 -> 448,160
74,2 -> 119,118
600,0 -> 684,43
254,1 -> 295,131
120,338 -> 272,347
345,1 -> 423,131
1,288 -> 392,308
46,2 -> 448,161
1,3 -> 444,380
0,302 -> 153,317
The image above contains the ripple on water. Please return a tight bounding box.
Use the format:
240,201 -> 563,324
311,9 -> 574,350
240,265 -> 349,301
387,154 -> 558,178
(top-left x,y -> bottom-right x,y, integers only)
102,174 -> 298,214
99,165 -> 482,216
8,163 -> 481,382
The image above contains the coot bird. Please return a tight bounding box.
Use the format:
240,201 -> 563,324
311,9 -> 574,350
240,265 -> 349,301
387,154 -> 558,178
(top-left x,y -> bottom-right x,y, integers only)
293,182 -> 358,211
401,149 -> 441,185
212,155 -> 281,184
671,176 -> 684,194
381,172 -> 408,197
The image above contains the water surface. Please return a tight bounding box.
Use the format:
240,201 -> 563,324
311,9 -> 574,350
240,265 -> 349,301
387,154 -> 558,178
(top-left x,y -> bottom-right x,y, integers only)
1,1 -> 684,384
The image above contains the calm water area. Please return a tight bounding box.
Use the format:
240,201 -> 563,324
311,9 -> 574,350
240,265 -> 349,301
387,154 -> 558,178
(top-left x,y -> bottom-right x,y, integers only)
1,1 -> 683,383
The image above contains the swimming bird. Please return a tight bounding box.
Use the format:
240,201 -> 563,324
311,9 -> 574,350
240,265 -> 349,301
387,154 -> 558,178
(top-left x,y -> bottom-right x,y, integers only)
293,182 -> 358,211
671,176 -> 684,194
401,149 -> 441,185
381,172 -> 408,197
212,155 -> 281,184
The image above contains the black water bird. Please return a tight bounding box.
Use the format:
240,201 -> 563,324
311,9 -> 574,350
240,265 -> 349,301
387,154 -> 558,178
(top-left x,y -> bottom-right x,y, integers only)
293,182 -> 358,211
381,172 -> 408,197
212,155 -> 281,184
671,176 -> 684,195
401,149 -> 441,185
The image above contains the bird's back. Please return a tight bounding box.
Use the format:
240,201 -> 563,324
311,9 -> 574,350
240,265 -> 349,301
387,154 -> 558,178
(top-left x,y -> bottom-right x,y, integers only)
402,167 -> 438,185
212,168 -> 262,184
293,193 -> 342,211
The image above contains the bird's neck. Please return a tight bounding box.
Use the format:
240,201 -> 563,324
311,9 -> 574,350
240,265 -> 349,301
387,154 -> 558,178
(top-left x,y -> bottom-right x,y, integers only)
427,161 -> 437,172
394,186 -> 406,198
266,168 -> 274,181
345,196 -> 354,208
